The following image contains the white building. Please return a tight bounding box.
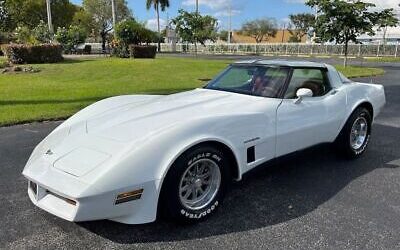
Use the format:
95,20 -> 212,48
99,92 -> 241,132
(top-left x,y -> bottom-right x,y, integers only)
357,27 -> 400,44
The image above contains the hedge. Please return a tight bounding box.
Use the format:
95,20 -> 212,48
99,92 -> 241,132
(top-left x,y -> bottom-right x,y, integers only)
129,45 -> 157,59
4,44 -> 63,64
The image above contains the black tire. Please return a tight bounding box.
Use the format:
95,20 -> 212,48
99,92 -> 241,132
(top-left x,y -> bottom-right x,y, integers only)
336,107 -> 372,159
160,145 -> 231,224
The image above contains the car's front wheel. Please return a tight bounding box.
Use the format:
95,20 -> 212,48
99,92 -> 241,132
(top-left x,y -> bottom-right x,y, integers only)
160,145 -> 231,224
336,107 -> 372,158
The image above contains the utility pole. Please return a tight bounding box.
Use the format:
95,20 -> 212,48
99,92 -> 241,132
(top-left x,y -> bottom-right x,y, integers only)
111,0 -> 117,36
228,0 -> 232,44
312,6 -> 318,43
196,0 -> 199,14
46,0 -> 53,35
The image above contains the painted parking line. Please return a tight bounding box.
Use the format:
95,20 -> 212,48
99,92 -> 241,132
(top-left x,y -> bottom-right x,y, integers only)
24,129 -> 39,133
387,159 -> 400,167
375,117 -> 400,129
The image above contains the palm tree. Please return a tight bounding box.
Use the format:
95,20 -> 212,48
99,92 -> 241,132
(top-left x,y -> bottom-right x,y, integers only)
46,0 -> 53,34
146,0 -> 170,52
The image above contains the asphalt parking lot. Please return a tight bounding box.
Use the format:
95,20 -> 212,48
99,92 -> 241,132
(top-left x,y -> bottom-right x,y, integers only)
1,57 -> 400,249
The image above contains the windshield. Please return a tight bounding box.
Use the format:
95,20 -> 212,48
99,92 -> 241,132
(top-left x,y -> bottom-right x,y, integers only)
206,65 -> 290,98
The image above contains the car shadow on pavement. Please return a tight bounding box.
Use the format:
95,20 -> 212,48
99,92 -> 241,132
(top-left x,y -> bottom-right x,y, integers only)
74,124 -> 399,245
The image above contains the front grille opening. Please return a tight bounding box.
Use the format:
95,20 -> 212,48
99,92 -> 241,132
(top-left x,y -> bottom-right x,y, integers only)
46,190 -> 77,206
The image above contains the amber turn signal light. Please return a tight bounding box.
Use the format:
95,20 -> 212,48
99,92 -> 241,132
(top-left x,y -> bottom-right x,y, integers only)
115,189 -> 144,205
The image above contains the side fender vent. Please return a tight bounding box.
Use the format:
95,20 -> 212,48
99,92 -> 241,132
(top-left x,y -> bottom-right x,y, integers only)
247,146 -> 255,163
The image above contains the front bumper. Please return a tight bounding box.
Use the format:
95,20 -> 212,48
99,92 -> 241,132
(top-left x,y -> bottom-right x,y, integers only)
27,181 -> 79,221
23,158 -> 161,224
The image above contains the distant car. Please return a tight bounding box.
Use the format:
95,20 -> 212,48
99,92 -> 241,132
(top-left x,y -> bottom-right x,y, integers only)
23,60 -> 386,224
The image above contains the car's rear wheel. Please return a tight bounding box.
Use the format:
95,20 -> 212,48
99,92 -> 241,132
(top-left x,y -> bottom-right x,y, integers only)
160,145 -> 231,224
336,107 -> 372,158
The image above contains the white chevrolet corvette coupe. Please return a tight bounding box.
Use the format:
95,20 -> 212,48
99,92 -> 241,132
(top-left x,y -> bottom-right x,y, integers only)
23,60 -> 385,224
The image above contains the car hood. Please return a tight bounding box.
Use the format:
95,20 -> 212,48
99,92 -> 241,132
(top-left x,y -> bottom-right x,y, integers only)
84,88 -> 255,141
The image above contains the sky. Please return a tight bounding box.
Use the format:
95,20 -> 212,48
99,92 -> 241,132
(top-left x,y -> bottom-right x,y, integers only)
70,0 -> 312,30
71,0 -> 400,34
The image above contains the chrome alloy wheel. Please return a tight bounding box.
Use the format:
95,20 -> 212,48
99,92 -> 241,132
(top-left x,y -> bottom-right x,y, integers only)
179,159 -> 221,210
350,116 -> 368,150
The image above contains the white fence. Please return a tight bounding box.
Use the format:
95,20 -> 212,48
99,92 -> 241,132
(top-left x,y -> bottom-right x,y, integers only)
158,43 -> 399,57
81,42 -> 399,57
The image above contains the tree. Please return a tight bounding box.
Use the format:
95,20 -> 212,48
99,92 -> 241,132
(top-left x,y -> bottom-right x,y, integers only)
2,0 -> 78,32
306,0 -> 385,67
115,19 -> 146,45
146,0 -> 170,52
288,13 -> 315,43
15,26 -> 36,44
0,0 -> 11,46
238,19 -> 277,43
375,8 -> 399,45
72,8 -> 95,35
114,19 -> 157,57
218,30 -> 229,42
0,0 -> 9,32
0,31 -> 8,44
33,20 -> 53,44
13,20 -> 54,45
83,0 -> 132,52
172,9 -> 218,54
55,25 -> 88,53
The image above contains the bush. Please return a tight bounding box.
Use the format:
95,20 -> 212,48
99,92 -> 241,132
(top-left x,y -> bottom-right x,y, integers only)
129,45 -> 157,59
141,28 -> 160,44
33,20 -> 52,44
115,19 -> 159,58
0,31 -> 10,44
14,21 -> 52,45
115,19 -> 144,46
15,26 -> 37,45
55,25 -> 88,53
4,44 -> 63,64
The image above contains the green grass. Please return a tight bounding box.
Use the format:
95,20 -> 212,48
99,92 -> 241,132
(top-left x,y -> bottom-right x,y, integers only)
0,57 -> 231,126
335,65 -> 384,78
365,57 -> 400,63
0,57 -> 384,126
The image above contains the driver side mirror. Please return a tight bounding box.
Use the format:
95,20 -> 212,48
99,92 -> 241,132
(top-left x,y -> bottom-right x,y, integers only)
294,88 -> 313,104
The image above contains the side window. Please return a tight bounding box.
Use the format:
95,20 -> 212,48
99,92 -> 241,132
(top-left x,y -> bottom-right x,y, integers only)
284,68 -> 332,99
